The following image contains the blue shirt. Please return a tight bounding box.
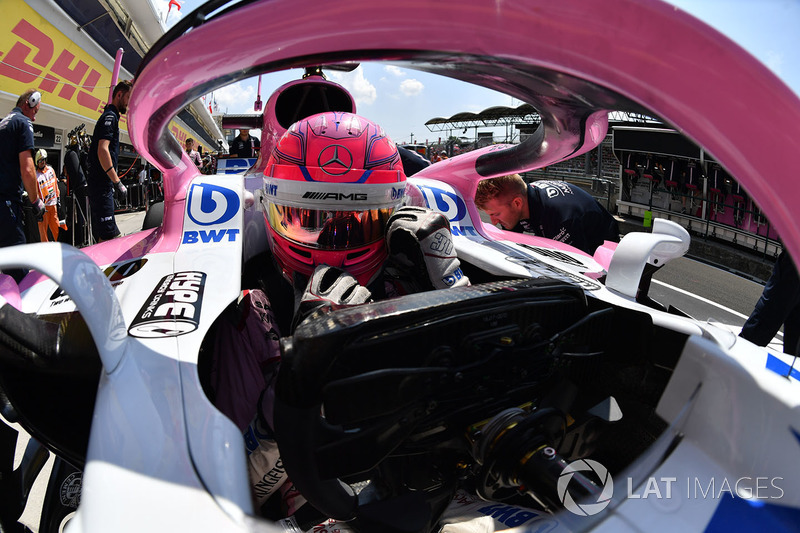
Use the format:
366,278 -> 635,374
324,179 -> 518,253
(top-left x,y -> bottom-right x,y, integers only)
88,104 -> 120,194
0,107 -> 35,202
514,180 -> 620,255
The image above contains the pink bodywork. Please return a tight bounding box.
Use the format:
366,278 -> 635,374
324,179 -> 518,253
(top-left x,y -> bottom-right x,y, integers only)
48,0 -> 800,281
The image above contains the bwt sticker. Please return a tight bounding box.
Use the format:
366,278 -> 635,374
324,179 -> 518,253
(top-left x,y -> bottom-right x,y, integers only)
418,185 -> 467,222
187,183 -> 240,226
129,271 -> 206,338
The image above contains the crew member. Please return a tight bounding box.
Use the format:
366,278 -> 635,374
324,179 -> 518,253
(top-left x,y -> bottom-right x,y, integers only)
475,174 -> 620,255
87,80 -> 131,242
0,90 -> 46,281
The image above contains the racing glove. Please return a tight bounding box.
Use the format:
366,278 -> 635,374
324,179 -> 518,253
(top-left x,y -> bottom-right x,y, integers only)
113,180 -> 127,203
30,198 -> 45,221
386,206 -> 470,291
292,265 -> 371,331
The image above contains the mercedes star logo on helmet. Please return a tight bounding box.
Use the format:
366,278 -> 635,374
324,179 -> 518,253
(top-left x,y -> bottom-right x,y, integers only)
319,145 -> 353,176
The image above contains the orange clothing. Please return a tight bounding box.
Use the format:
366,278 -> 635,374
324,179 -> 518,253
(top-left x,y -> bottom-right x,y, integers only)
38,204 -> 60,242
36,165 -> 59,207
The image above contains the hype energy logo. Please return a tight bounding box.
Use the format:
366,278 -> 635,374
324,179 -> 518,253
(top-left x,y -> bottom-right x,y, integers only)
558,459 -> 614,516
128,272 -> 206,338
183,182 -> 241,244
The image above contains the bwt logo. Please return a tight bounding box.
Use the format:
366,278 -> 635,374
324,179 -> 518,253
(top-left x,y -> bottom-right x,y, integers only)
265,183 -> 278,196
391,187 -> 405,201
187,183 -> 240,226
558,459 -> 614,516
182,229 -> 240,244
418,186 -> 467,222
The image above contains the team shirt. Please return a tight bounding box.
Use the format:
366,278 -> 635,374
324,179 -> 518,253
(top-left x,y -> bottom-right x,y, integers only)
513,181 -> 620,255
229,135 -> 260,158
87,104 -> 121,194
0,107 -> 35,202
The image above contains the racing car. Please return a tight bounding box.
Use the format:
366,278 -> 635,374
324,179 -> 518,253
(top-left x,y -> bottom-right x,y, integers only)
0,0 -> 798,532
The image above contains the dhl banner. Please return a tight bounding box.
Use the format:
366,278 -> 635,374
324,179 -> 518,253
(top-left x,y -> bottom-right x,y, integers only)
1,0 -> 200,148
0,0 -> 127,129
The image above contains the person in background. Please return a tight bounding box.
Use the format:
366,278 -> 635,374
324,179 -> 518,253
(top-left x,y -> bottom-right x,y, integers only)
185,137 -> 202,168
87,80 -> 131,242
229,128 -> 261,158
397,145 -> 431,176
474,174 -> 620,255
739,249 -> 800,356
0,89 -> 46,282
64,130 -> 90,246
34,149 -> 60,242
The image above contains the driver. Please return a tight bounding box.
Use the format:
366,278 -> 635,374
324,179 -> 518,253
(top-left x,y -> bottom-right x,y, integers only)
208,111 -> 469,525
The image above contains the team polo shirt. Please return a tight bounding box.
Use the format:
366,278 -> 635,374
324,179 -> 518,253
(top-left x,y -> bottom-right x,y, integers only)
229,135 -> 260,158
0,107 -> 35,202
513,180 -> 620,255
87,104 -> 120,195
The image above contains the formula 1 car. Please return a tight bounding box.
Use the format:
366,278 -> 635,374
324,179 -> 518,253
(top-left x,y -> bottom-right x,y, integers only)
0,0 -> 798,532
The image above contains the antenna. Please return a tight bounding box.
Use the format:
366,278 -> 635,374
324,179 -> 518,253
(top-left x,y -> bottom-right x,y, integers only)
254,75 -> 263,112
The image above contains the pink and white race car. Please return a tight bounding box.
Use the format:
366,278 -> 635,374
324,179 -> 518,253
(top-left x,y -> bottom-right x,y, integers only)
0,1 -> 798,532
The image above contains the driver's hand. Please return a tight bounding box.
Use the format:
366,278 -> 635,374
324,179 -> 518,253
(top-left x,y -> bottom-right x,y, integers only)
292,265 -> 371,331
386,206 -> 470,291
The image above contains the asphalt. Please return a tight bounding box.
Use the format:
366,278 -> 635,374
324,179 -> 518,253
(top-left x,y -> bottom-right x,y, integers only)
115,208 -> 147,237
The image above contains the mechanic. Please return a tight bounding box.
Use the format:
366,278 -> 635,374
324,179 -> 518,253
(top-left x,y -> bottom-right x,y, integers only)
34,149 -> 61,242
0,90 -> 46,282
739,249 -> 800,356
87,80 -> 131,242
208,111 -> 469,526
475,173 -> 620,255
229,128 -> 261,158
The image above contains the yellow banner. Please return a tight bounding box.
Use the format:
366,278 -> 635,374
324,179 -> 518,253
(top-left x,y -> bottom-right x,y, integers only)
0,0 -> 126,127
1,1 -> 196,146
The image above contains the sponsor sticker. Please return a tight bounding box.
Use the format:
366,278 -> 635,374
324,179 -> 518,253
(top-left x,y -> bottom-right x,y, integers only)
48,258 -> 147,307
187,182 -> 240,226
60,471 -> 82,508
417,185 -> 467,222
128,271 -> 206,338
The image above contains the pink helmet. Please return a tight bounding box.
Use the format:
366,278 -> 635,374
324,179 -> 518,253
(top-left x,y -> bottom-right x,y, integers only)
263,112 -> 407,286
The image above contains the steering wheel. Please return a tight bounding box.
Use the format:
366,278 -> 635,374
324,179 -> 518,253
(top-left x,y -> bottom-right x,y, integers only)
273,278 -> 589,529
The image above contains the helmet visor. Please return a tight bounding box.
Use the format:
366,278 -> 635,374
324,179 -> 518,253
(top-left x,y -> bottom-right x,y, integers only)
266,202 -> 394,250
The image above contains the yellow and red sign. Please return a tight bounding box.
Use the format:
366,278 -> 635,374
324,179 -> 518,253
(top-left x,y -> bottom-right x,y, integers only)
1,1 -> 203,146
1,1 -> 125,127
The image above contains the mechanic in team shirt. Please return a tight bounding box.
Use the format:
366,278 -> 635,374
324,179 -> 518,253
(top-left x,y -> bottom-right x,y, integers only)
475,173 -> 620,255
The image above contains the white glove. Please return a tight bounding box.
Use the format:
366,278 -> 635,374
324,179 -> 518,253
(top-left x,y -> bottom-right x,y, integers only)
31,198 -> 45,220
292,265 -> 371,331
386,206 -> 470,290
114,180 -> 127,203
